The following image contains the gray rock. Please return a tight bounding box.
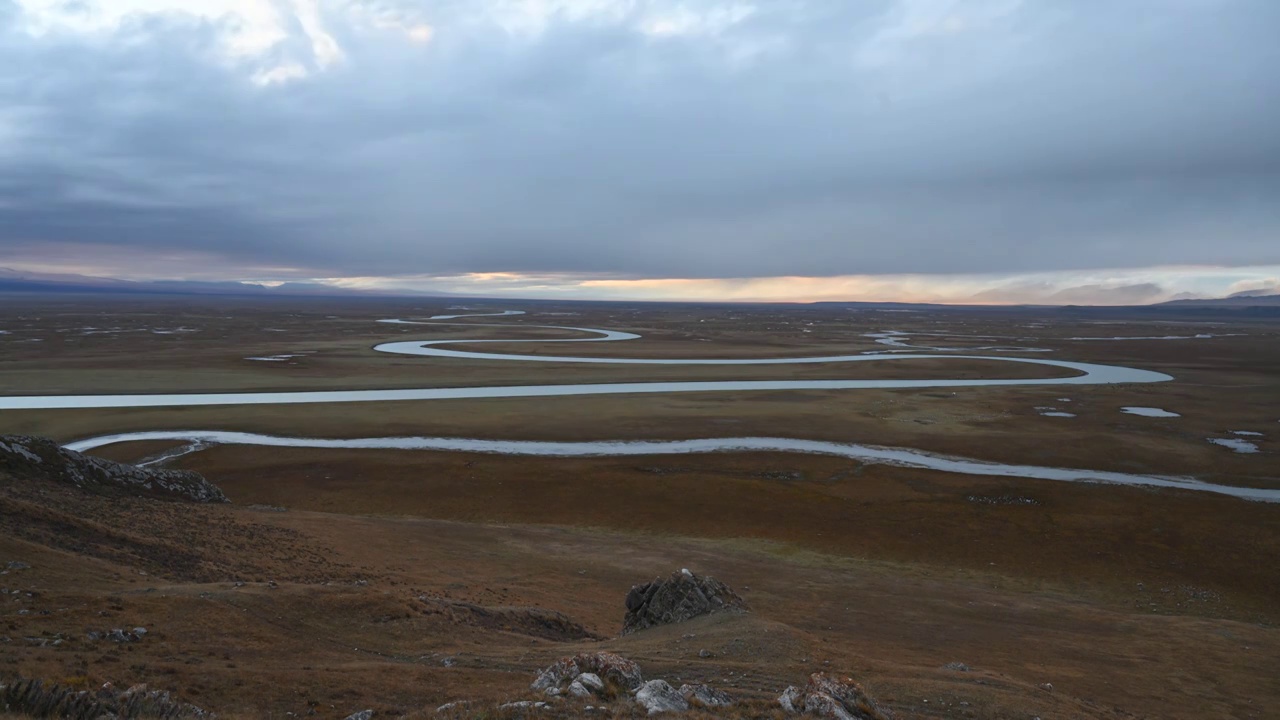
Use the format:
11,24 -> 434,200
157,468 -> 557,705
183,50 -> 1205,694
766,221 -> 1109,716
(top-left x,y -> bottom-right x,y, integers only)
567,680 -> 592,698
779,686 -> 803,713
107,628 -> 142,643
4,561 -> 31,572
544,687 -> 562,697
804,692 -> 857,720
622,569 -> 748,635
0,435 -> 228,503
635,680 -> 689,715
343,711 -> 374,720
576,673 -> 605,694
679,684 -> 734,708
779,673 -> 889,720
435,701 -> 469,713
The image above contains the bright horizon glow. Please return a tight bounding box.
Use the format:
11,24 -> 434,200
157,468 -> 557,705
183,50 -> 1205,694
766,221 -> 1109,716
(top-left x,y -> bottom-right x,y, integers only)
5,261 -> 1279,305
315,265 -> 1280,305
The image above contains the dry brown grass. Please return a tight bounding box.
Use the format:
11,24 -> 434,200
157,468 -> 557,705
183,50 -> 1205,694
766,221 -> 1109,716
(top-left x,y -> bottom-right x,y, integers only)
1,297 -> 1278,719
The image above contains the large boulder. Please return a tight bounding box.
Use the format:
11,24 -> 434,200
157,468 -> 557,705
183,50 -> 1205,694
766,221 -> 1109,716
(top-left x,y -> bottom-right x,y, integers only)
778,673 -> 890,720
0,435 -> 227,503
531,652 -> 644,694
635,680 -> 689,715
622,569 -> 747,635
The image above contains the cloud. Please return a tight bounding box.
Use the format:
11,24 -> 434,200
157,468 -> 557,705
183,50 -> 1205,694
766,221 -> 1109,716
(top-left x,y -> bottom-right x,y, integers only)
1,0 -> 1279,294
1227,278 -> 1280,297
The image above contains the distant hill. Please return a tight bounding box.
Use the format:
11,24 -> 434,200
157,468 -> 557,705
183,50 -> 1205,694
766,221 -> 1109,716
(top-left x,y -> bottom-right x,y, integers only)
1156,293 -> 1280,307
0,267 -> 454,298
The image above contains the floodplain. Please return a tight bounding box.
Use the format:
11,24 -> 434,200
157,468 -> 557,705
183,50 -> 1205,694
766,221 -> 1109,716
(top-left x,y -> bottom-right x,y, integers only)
1,294 -> 1278,719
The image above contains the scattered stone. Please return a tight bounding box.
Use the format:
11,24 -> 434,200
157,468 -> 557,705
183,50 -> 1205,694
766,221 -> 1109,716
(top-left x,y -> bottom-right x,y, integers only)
943,662 -> 970,672
1039,682 -> 1054,693
531,651 -> 644,693
622,569 -> 748,635
698,649 -> 713,658
441,656 -> 457,667
344,711 -> 374,720
679,683 -> 734,708
779,672 -> 889,720
966,494 -> 1040,506
436,701 -> 469,713
544,687 -> 562,697
4,561 -> 31,572
635,680 -> 689,715
499,701 -> 549,710
97,627 -> 145,643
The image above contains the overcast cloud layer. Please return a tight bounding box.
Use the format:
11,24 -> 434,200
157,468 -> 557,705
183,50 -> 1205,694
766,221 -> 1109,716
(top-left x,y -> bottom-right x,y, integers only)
1,0 -> 1278,302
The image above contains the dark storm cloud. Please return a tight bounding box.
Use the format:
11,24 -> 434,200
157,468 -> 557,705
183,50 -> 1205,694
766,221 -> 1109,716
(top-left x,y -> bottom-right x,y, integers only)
1,0 -> 1278,281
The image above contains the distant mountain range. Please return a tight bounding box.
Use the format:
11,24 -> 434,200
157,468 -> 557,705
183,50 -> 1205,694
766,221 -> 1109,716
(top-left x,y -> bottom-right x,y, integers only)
808,294 -> 1280,317
1155,293 -> 1280,307
813,294 -> 1280,310
0,268 -> 454,297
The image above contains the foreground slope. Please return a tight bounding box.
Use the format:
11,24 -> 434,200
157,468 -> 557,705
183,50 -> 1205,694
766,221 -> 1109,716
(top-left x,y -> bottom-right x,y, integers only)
2,439 -> 1277,719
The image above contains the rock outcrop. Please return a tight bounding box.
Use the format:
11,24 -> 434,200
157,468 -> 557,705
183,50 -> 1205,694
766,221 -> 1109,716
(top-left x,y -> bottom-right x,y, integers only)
531,651 -> 644,695
0,678 -> 210,718
0,435 -> 227,503
417,594 -> 601,641
779,673 -> 890,720
622,569 -> 747,635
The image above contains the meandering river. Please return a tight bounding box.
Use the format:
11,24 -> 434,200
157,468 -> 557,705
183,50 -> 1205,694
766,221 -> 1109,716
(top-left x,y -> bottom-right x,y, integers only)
9,312 -> 1264,502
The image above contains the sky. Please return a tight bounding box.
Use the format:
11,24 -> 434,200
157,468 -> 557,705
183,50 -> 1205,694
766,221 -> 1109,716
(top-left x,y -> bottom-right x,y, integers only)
1,0 -> 1278,304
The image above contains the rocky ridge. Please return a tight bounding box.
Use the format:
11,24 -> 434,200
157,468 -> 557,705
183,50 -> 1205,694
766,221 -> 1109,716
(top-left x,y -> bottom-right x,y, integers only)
0,435 -> 227,503
0,677 -> 211,719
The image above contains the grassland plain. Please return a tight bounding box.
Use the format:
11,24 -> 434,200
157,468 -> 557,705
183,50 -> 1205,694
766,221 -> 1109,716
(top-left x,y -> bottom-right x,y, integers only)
1,295 -> 1278,719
